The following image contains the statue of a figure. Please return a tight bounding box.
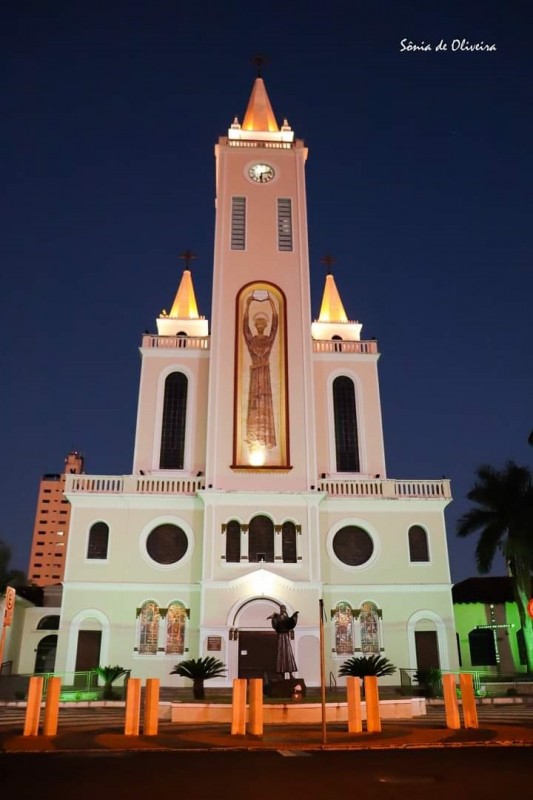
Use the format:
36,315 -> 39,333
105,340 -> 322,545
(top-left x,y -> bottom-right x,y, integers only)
267,605 -> 299,677
243,293 -> 278,451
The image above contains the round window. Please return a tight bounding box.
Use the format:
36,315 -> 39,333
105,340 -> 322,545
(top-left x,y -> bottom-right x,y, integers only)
332,526 -> 374,567
146,524 -> 188,565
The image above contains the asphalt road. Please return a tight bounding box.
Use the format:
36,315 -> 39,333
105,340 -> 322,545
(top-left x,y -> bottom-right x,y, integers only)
1,748 -> 531,800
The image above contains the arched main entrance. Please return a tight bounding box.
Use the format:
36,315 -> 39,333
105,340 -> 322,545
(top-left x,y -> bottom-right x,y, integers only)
231,597 -> 283,681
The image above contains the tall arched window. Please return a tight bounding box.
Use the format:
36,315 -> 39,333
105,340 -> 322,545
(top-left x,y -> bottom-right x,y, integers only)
34,635 -> 57,673
360,601 -> 380,654
165,601 -> 187,655
159,372 -> 188,469
282,521 -> 297,563
139,600 -> 160,655
408,525 -> 430,562
249,515 -> 274,563
87,522 -> 109,559
333,376 -> 359,472
226,520 -> 241,563
334,602 -> 354,655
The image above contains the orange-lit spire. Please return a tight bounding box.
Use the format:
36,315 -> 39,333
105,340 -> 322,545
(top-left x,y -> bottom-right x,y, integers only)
242,77 -> 279,133
318,273 -> 349,323
169,269 -> 200,319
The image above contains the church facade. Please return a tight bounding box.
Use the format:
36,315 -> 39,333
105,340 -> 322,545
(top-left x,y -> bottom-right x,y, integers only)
28,77 -> 457,688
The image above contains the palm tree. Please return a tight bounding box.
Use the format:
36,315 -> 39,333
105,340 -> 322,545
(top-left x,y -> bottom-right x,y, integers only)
457,461 -> 533,673
95,665 -> 129,700
0,541 -> 25,592
170,657 -> 226,700
338,654 -> 396,691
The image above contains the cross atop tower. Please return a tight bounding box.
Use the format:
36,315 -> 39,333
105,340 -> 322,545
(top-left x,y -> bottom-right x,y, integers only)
320,254 -> 336,275
251,54 -> 268,77
179,249 -> 197,270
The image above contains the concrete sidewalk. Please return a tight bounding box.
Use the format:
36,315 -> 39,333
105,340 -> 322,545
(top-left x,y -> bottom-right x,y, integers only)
1,718 -> 532,753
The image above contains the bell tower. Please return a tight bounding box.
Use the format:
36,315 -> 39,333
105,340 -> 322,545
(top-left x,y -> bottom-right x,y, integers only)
205,75 -> 317,490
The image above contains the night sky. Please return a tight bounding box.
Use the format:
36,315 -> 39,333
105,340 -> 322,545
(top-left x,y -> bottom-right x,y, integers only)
2,1 -> 531,582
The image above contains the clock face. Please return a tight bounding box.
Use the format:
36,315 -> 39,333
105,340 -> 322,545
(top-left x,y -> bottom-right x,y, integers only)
248,163 -> 275,183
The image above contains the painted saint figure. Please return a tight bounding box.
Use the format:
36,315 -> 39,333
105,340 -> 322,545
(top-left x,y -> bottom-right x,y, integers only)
267,605 -> 299,677
243,293 -> 278,451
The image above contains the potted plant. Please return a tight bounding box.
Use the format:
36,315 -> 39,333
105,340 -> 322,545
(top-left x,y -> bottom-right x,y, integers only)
171,657 -> 226,700
414,667 -> 442,698
95,664 -> 129,700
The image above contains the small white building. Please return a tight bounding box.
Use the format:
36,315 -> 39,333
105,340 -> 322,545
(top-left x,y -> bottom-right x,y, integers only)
40,75 -> 457,689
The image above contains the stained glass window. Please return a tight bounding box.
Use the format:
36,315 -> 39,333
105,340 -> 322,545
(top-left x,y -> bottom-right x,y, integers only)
360,601 -> 380,654
165,602 -> 187,655
139,600 -> 160,655
334,602 -> 354,655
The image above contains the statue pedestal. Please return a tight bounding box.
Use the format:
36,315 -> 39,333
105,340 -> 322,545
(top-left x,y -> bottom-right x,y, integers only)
265,678 -> 307,699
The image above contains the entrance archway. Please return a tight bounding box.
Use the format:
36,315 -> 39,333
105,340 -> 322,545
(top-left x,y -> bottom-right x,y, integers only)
230,597 -> 288,681
34,635 -> 57,673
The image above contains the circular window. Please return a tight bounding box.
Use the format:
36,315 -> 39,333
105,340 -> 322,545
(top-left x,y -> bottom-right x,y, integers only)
332,526 -> 374,567
146,524 -> 188,565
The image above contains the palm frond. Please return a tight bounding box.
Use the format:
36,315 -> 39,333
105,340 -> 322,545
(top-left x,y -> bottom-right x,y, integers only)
338,654 -> 396,678
170,657 -> 226,680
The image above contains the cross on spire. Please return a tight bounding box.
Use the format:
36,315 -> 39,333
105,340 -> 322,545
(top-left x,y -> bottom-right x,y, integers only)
251,54 -> 269,77
320,254 -> 336,275
179,249 -> 197,270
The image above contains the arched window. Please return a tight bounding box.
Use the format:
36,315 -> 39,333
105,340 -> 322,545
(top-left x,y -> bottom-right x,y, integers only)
165,602 -> 187,655
334,602 -> 354,655
360,601 -> 380,654
282,521 -> 297,563
139,600 -> 160,655
87,522 -> 109,559
159,372 -> 188,469
34,635 -> 57,673
249,515 -> 274,563
333,376 -> 359,472
37,615 -> 60,630
226,520 -> 241,563
408,525 -> 429,562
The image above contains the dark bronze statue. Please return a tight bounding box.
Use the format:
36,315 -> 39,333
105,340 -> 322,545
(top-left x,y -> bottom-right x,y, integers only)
267,605 -> 299,677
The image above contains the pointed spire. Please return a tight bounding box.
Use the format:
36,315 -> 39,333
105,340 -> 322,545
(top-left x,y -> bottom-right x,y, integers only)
168,269 -> 200,320
318,273 -> 348,323
242,77 -> 279,133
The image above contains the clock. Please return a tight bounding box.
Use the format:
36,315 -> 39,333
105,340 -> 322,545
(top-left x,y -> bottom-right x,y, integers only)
248,163 -> 275,183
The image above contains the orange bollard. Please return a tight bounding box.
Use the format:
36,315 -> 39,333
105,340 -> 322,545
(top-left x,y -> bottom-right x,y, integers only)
43,676 -> 62,736
459,673 -> 479,729
231,678 -> 246,735
442,674 -> 460,729
248,678 -> 263,736
124,677 -> 141,735
364,676 -> 381,733
23,676 -> 44,736
143,678 -> 160,736
346,677 -> 363,733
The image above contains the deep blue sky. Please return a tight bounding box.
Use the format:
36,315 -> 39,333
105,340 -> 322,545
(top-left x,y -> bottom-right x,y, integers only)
2,1 -> 531,582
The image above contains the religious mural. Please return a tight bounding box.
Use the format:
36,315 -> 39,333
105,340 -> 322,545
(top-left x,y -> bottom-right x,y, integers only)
234,283 -> 288,468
